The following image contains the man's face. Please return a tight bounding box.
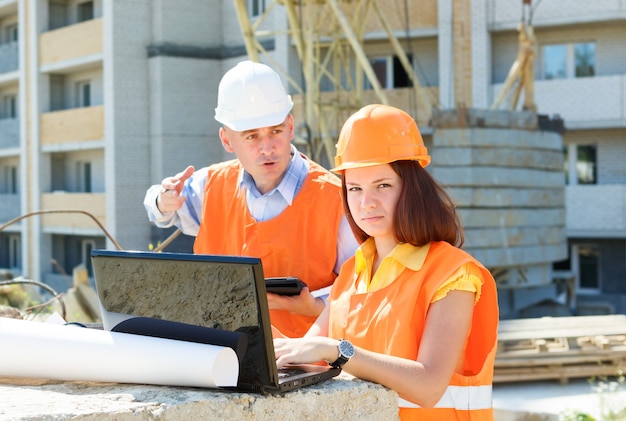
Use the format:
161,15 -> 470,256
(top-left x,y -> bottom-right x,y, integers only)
219,114 -> 295,195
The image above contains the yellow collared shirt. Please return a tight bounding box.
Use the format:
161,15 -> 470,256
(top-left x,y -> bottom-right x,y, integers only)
354,238 -> 482,303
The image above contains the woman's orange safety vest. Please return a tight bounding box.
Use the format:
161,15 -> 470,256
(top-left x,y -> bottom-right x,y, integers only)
329,241 -> 498,421
194,157 -> 344,338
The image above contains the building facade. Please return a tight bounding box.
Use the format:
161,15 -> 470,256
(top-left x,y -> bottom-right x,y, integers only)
0,0 -> 624,315
489,1 -> 626,315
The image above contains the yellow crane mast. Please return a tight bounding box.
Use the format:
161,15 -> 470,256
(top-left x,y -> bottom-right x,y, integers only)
491,0 -> 540,112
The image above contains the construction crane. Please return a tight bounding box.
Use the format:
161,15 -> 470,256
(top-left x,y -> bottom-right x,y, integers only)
231,0 -> 436,165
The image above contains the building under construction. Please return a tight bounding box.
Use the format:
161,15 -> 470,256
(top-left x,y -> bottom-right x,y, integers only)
0,0 -> 625,320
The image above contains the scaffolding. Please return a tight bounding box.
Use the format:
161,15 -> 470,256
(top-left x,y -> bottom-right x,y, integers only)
232,0 -> 436,165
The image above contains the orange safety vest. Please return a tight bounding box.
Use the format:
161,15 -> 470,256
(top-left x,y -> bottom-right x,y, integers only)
329,241 -> 498,421
194,157 -> 344,338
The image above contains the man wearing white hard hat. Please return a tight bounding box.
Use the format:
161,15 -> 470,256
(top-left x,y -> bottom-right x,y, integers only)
144,60 -> 358,338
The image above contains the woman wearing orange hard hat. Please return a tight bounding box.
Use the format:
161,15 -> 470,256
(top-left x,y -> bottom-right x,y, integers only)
274,104 -> 499,421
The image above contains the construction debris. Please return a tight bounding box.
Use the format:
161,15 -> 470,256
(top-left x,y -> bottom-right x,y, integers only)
0,264 -> 101,324
495,315 -> 626,384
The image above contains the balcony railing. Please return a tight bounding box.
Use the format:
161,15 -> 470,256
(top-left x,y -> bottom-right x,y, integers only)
0,193 -> 20,223
0,42 -> 18,74
493,75 -> 626,128
40,192 -> 106,232
566,184 -> 626,235
39,18 -> 103,67
40,105 -> 104,146
291,86 -> 438,134
490,1 -> 626,29
0,118 -> 19,149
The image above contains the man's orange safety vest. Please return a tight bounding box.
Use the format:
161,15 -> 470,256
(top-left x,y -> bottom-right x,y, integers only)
329,241 -> 498,421
194,157 -> 344,338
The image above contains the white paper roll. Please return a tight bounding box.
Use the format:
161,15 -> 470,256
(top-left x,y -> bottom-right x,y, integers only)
0,317 -> 239,388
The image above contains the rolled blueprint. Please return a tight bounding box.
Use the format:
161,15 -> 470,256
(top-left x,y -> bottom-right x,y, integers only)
0,317 -> 239,388
111,316 -> 248,361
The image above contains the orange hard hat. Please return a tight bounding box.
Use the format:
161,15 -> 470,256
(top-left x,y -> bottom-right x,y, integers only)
331,104 -> 431,172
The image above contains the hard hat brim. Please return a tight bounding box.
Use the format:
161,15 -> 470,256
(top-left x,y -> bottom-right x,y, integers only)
215,95 -> 293,132
331,156 -> 431,173
217,104 -> 293,132
330,160 -> 385,173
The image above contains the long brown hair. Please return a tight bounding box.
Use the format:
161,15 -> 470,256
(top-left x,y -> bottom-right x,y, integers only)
341,160 -> 464,247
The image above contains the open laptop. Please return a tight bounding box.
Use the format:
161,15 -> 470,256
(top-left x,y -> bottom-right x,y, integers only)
90,249 -> 340,393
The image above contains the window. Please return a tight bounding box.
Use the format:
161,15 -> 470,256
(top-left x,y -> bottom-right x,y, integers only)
576,145 -> 596,184
3,95 -> 17,119
8,166 -> 17,193
365,55 -> 413,90
575,43 -> 595,77
248,0 -> 265,17
50,75 -> 66,112
562,145 -> 569,184
369,57 -> 391,89
76,80 -> 91,107
77,1 -> 94,22
1,165 -> 18,194
6,24 -> 18,43
9,235 -> 21,269
563,144 -> 597,185
81,239 -> 95,276
542,42 -> 595,80
576,244 -> 600,291
543,45 -> 566,79
77,161 -> 92,192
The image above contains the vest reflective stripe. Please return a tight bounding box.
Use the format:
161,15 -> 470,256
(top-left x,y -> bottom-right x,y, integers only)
398,385 -> 493,410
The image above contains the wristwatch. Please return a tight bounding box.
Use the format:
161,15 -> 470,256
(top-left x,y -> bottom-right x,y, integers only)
329,339 -> 355,368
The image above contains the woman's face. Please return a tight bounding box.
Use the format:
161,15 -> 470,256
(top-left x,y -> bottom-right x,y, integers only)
344,163 -> 402,243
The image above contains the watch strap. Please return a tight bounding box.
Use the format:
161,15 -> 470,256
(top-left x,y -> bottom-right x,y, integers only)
330,339 -> 354,368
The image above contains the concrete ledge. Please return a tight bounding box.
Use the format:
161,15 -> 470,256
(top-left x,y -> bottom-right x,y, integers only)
0,373 -> 399,420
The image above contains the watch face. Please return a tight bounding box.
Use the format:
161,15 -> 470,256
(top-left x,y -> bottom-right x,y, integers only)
339,340 -> 355,358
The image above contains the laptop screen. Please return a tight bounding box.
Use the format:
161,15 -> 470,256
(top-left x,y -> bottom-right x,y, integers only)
91,249 -> 279,390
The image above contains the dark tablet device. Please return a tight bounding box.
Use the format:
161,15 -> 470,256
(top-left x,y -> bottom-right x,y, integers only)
265,277 -> 307,296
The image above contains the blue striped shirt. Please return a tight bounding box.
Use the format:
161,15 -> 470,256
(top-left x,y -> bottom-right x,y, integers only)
144,145 -> 358,274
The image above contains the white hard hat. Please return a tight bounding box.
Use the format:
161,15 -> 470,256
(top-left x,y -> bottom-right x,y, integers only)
215,60 -> 294,131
